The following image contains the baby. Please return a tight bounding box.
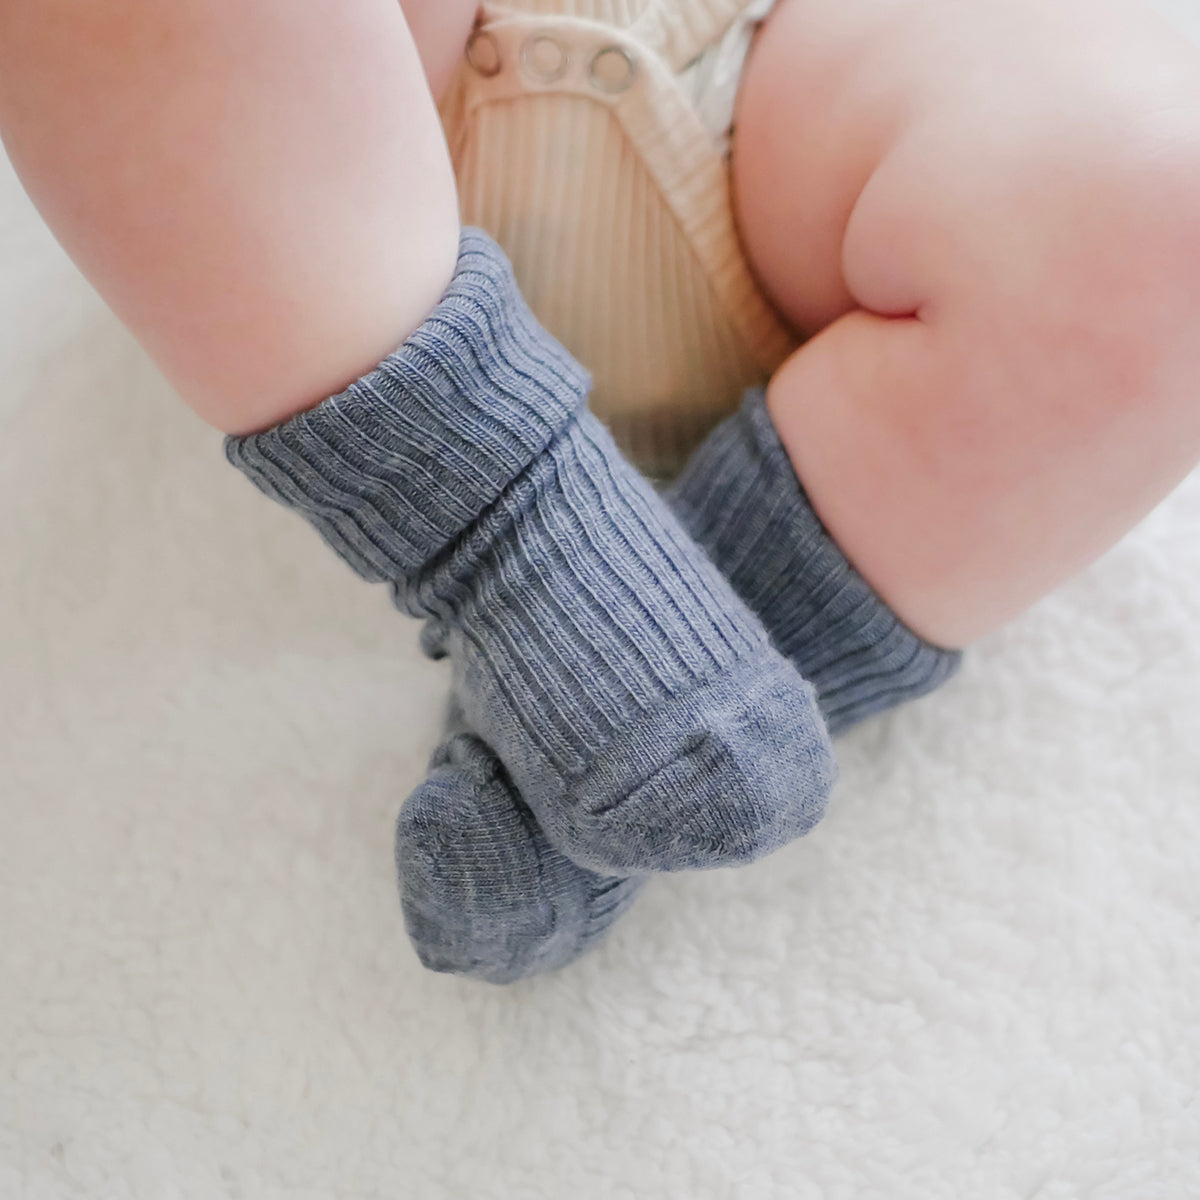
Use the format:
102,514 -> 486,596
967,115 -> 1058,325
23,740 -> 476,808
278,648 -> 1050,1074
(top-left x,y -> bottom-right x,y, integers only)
3,0 -> 1199,982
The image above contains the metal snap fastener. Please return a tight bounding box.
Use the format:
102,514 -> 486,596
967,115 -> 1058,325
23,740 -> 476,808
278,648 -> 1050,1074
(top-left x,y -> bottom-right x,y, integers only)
520,34 -> 569,84
465,28 -> 502,78
588,45 -> 637,94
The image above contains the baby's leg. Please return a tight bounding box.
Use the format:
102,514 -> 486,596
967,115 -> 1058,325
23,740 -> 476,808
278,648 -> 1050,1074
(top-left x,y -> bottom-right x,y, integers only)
0,0 -> 837,876
0,0 -> 470,436
397,388 -> 961,983
393,0 -> 1200,981
735,0 -> 1200,648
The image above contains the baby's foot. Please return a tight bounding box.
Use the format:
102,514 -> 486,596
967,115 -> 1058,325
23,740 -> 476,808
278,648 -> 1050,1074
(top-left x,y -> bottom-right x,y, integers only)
397,726 -> 641,984
227,230 -> 836,875
396,390 -> 963,982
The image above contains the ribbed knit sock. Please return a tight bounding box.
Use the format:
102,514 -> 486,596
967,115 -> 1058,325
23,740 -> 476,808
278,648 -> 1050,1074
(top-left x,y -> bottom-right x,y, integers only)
226,229 -> 836,875
670,388 -> 963,734
396,388 -> 960,980
396,699 -> 641,984
396,388 -> 962,981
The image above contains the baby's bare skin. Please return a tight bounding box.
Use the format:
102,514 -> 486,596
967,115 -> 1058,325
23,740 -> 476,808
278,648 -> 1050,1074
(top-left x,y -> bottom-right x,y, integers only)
3,0 -> 1200,647
734,0 -> 1200,643
0,0 -> 464,436
401,0 -> 1200,645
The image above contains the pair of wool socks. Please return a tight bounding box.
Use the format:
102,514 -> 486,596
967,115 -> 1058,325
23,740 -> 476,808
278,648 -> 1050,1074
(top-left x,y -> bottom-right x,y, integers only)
397,388 -> 963,983
227,229 -> 960,983
227,229 -> 837,884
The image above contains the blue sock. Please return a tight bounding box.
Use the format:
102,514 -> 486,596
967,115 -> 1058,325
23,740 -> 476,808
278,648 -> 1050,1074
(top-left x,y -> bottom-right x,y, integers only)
226,230 -> 836,875
396,701 -> 641,985
669,388 -> 962,734
396,389 -> 961,982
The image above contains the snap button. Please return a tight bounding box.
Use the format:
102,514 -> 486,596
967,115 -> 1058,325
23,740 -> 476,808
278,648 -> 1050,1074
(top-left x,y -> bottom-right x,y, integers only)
520,34 -> 569,84
465,29 -> 502,77
588,45 -> 637,94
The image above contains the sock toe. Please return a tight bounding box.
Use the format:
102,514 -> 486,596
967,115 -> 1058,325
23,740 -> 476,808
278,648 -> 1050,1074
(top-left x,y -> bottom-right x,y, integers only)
396,732 -> 642,984
553,648 -> 837,874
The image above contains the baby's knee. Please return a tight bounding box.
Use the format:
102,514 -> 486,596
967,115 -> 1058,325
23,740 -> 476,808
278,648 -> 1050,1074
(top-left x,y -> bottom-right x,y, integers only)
1006,116 -> 1200,409
863,106 -> 1200,414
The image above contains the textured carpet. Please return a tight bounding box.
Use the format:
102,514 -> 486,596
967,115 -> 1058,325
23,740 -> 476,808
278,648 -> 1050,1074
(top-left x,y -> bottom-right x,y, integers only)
4,10 -> 1200,1195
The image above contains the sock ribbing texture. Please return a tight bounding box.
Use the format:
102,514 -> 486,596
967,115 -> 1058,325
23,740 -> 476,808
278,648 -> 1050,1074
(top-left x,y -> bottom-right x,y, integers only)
396,701 -> 643,985
224,231 -> 588,578
667,388 -> 962,735
394,388 -> 962,984
226,230 -> 836,874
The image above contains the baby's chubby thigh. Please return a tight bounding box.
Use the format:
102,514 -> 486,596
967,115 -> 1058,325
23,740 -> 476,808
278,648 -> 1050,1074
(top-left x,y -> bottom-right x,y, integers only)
398,0 -> 478,102
737,0 -> 1200,338
735,0 -> 1200,644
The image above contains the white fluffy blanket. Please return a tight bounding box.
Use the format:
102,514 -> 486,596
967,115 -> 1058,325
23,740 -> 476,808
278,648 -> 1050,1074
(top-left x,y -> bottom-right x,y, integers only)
4,21 -> 1200,1194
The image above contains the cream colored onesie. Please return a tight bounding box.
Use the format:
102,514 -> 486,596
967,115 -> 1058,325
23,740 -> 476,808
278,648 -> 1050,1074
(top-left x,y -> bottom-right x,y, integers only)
438,0 -> 795,475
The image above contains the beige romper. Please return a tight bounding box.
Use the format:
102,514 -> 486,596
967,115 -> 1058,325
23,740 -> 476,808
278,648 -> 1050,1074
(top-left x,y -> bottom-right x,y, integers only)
438,0 -> 796,476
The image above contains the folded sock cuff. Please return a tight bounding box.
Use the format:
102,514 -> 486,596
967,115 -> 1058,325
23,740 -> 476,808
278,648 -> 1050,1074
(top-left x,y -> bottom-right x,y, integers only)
224,227 -> 591,580
671,388 -> 962,734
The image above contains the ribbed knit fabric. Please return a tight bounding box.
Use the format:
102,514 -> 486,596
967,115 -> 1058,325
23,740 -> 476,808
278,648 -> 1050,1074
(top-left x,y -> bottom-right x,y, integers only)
668,389 -> 963,735
393,388 -> 961,983
440,0 -> 797,474
226,229 -> 836,875
396,700 -> 642,984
